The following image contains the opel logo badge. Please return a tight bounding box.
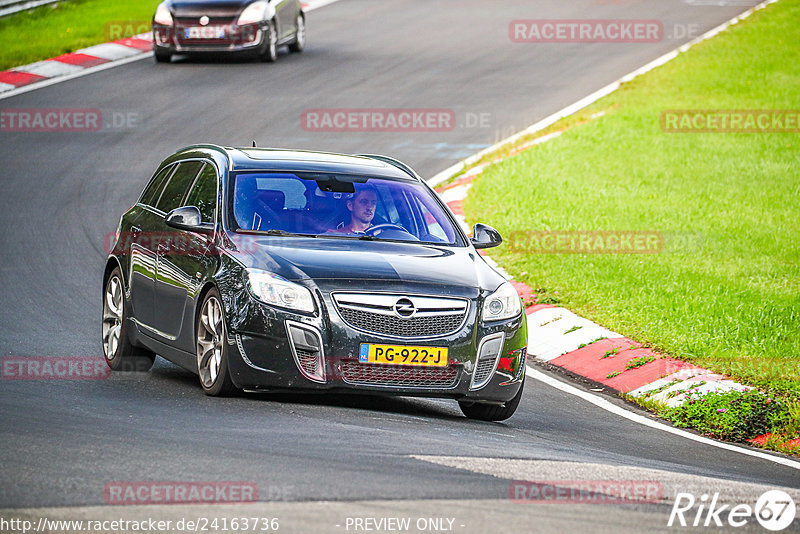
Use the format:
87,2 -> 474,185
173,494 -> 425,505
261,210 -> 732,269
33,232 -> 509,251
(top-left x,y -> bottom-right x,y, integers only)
199,15 -> 210,26
393,298 -> 417,319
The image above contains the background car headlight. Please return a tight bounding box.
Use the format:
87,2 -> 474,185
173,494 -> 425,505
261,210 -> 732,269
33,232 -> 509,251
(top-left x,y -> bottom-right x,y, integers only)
246,269 -> 315,313
237,1 -> 268,25
154,3 -> 173,26
482,282 -> 522,322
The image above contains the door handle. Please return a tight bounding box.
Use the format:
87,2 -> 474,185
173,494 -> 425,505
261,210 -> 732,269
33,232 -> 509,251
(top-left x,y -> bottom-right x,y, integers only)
157,242 -> 169,256
131,226 -> 142,238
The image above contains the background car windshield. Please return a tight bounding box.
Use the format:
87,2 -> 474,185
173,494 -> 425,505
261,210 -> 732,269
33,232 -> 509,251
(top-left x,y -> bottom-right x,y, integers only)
231,173 -> 460,245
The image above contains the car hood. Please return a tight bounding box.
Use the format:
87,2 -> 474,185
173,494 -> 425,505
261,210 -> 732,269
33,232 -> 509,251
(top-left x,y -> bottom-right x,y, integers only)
168,0 -> 253,18
225,235 -> 506,294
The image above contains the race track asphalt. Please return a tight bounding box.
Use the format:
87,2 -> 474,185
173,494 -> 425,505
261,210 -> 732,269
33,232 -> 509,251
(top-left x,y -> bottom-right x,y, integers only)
1,1 -> 796,532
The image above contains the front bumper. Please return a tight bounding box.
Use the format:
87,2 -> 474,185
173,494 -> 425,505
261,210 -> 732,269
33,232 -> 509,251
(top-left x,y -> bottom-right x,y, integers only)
225,286 -> 527,403
153,22 -> 265,54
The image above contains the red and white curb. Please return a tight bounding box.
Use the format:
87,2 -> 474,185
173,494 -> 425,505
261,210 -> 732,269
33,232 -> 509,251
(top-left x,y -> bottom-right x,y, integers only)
0,34 -> 153,95
0,0 -> 338,98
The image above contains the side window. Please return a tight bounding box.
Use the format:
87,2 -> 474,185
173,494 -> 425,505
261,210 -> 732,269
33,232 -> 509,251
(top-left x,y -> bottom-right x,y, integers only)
410,192 -> 455,243
376,186 -> 400,224
155,161 -> 204,213
184,164 -> 218,224
416,199 -> 447,240
140,165 -> 175,207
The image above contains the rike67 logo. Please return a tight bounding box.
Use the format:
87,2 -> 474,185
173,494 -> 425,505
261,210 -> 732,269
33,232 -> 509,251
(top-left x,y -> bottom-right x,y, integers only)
668,490 -> 796,531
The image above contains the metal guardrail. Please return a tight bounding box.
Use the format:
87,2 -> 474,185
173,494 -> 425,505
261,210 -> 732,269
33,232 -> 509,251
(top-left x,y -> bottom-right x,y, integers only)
0,0 -> 61,18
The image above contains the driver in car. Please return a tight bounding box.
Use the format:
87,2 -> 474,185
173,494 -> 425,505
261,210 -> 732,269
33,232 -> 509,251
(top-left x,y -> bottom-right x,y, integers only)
328,186 -> 378,235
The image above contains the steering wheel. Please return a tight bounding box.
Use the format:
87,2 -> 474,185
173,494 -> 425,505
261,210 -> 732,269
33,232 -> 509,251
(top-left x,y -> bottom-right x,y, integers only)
365,224 -> 409,236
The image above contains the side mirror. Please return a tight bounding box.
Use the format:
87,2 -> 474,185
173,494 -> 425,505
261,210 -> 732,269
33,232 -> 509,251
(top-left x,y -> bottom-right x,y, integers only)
471,223 -> 503,249
165,206 -> 213,233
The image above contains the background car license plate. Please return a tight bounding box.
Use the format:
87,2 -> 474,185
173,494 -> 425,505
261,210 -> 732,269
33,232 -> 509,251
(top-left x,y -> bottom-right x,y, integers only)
185,26 -> 226,39
359,344 -> 447,367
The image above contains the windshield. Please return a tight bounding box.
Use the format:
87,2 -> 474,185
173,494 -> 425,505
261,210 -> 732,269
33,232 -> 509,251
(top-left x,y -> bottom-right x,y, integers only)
229,172 -> 462,245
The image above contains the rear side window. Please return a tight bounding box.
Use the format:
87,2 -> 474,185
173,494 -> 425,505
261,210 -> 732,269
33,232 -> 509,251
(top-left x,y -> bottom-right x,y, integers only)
184,164 -> 218,224
155,161 -> 204,213
140,165 -> 176,207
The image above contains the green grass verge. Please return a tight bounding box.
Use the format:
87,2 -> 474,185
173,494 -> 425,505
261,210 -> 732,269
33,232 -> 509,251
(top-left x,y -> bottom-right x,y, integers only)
463,1 -> 800,449
0,0 -> 159,71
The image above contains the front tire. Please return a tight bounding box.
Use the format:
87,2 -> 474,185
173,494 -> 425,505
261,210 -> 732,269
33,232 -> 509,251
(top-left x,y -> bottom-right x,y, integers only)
288,14 -> 305,53
196,289 -> 236,396
459,380 -> 525,422
154,49 -> 172,63
102,267 -> 155,372
259,21 -> 278,62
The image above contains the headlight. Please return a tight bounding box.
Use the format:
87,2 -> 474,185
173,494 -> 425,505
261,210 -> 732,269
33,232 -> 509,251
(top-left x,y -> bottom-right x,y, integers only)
237,1 -> 268,25
246,269 -> 315,313
482,282 -> 522,322
154,3 -> 173,26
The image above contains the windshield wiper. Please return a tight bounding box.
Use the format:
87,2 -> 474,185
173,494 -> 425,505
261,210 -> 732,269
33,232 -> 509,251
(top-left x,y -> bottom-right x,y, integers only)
261,229 -> 317,238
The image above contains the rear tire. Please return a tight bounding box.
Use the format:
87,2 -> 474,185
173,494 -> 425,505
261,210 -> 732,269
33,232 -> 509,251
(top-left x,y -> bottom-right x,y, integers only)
102,267 -> 156,372
459,380 -> 525,422
196,289 -> 237,396
154,49 -> 172,63
288,14 -> 305,53
259,21 -> 278,62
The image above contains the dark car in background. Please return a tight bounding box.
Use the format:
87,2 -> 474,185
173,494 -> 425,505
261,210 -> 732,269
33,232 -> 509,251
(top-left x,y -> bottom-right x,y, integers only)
152,0 -> 305,63
102,145 -> 528,421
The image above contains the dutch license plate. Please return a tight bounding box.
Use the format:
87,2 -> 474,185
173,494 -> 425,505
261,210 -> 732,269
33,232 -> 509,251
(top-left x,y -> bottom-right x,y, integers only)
185,26 -> 226,39
359,343 -> 448,367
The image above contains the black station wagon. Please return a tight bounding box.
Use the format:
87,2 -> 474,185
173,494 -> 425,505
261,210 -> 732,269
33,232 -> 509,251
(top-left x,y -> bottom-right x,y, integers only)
102,145 -> 528,420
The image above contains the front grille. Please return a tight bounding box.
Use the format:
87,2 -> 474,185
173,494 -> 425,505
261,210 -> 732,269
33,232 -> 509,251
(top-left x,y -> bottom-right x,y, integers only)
174,16 -> 236,26
473,358 -> 496,385
333,293 -> 469,339
296,348 -> 319,377
339,307 -> 464,338
340,360 -> 458,388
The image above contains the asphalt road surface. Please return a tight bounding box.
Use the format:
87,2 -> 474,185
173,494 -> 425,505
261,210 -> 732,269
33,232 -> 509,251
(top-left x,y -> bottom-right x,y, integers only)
1,1 -> 797,532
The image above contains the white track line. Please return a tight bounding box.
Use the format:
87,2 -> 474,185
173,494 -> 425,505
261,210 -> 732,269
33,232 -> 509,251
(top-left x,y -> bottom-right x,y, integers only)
527,366 -> 800,470
0,0 -> 341,102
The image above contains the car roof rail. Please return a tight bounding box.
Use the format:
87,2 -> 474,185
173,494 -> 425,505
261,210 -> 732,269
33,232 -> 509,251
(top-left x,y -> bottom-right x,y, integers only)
179,143 -> 230,156
356,154 -> 420,180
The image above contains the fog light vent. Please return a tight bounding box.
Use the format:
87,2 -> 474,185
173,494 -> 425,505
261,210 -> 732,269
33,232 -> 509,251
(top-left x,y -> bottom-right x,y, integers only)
471,333 -> 504,390
286,321 -> 325,383
516,348 -> 527,379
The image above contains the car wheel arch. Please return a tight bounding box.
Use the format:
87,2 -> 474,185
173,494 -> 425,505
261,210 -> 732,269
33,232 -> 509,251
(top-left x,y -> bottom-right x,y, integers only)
103,258 -> 124,297
194,282 -> 218,325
